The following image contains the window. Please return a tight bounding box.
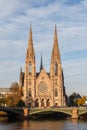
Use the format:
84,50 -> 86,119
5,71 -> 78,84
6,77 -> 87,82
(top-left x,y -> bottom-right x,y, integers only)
29,88 -> 31,96
55,89 -> 58,97
29,62 -> 32,73
54,62 -> 58,75
38,82 -> 47,93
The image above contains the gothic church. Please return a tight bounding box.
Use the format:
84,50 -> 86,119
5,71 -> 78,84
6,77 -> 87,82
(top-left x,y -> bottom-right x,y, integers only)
19,25 -> 66,107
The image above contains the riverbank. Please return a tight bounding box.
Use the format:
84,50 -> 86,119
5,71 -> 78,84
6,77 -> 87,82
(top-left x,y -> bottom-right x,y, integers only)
0,111 -> 7,117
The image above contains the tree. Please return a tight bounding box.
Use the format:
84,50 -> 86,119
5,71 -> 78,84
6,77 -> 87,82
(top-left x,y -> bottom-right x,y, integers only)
17,100 -> 25,107
68,92 -> 81,106
77,96 -> 86,106
10,82 -> 19,93
0,98 -> 6,106
6,94 -> 21,107
5,82 -> 21,107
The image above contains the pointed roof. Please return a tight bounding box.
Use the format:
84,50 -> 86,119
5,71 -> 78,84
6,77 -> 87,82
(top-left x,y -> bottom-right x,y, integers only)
40,54 -> 43,71
19,67 -> 22,81
28,24 -> 33,49
54,24 -> 58,48
51,25 -> 60,61
26,25 -> 35,59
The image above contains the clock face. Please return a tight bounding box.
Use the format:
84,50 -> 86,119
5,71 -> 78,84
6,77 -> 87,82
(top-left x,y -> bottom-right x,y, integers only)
38,82 -> 47,93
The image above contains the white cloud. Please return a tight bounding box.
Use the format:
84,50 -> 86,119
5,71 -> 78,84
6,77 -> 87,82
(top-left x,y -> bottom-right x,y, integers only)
0,0 -> 87,96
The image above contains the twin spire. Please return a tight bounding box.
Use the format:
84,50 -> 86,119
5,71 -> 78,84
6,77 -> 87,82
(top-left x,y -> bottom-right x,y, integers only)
27,25 -> 35,59
28,25 -> 33,48
40,54 -> 43,71
51,24 -> 60,61
27,24 -> 60,70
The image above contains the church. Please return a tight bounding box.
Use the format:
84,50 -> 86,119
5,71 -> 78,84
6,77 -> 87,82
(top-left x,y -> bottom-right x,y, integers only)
19,25 -> 66,107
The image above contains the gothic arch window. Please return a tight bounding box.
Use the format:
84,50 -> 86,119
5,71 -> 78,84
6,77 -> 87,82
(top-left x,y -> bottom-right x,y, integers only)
54,62 -> 58,75
55,89 -> 58,97
41,99 -> 44,107
29,88 -> 31,97
29,62 -> 32,73
35,99 -> 39,107
46,99 -> 50,107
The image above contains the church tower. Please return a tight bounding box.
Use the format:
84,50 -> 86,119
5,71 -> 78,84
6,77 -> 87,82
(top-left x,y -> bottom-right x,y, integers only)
50,25 -> 65,106
21,25 -> 66,107
23,25 -> 36,106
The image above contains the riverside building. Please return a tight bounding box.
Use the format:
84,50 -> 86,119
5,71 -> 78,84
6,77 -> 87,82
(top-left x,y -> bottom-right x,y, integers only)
19,25 -> 66,107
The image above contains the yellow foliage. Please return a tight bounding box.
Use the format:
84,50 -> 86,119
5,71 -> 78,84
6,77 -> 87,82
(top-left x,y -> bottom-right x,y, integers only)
77,96 -> 86,106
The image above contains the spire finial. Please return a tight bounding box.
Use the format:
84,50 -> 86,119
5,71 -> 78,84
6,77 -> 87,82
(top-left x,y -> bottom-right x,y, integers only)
20,67 -> 22,73
40,54 -> 43,71
55,24 -> 57,32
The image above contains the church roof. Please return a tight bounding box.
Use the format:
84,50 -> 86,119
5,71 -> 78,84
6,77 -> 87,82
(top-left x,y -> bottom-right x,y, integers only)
36,72 -> 50,78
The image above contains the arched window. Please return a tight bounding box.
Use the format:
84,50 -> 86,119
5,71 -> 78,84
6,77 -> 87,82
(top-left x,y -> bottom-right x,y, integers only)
46,99 -> 50,107
29,88 -> 31,96
35,99 -> 39,107
41,99 -> 44,107
29,62 -> 32,73
54,62 -> 58,75
55,89 -> 58,97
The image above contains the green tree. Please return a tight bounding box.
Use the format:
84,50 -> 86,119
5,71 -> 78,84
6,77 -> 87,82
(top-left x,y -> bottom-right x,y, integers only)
17,100 -> 25,107
69,92 -> 81,106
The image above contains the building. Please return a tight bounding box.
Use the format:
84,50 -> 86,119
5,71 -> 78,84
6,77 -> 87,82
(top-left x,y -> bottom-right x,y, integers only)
19,25 -> 66,107
0,88 -> 12,98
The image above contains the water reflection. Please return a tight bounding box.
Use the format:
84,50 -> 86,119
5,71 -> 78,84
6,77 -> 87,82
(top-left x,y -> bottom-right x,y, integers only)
23,120 -> 29,128
0,117 -> 8,122
22,120 -> 65,130
0,117 -> 87,130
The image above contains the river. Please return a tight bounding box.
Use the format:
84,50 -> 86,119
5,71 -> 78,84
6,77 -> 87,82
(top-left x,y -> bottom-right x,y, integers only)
0,117 -> 87,130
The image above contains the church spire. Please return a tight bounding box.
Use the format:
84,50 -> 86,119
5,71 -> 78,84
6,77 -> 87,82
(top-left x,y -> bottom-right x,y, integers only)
40,54 -> 43,71
19,67 -> 22,81
54,24 -> 58,47
28,24 -> 33,48
26,25 -> 35,60
51,25 -> 60,61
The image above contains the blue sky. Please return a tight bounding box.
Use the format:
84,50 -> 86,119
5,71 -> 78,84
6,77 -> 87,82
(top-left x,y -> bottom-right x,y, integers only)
0,0 -> 87,96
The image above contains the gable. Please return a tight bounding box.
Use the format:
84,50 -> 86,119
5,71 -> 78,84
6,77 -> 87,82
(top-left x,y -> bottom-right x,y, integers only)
36,69 -> 52,95
36,69 -> 50,82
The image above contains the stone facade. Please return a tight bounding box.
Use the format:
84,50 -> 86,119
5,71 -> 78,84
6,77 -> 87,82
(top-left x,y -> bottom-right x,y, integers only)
19,25 -> 66,107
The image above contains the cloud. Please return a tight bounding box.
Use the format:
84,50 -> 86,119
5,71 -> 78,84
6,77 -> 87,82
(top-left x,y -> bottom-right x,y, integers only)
62,58 -> 87,96
0,0 -> 87,96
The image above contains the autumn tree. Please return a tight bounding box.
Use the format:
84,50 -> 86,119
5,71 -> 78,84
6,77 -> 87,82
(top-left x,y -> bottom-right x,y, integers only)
5,82 -> 21,107
77,96 -> 86,106
0,98 -> 6,106
68,92 -> 81,106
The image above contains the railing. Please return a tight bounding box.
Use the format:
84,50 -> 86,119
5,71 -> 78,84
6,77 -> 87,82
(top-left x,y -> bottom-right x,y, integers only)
0,107 -> 87,116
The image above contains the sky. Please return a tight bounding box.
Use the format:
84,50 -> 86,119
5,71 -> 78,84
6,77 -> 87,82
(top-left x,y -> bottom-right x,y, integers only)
0,0 -> 87,96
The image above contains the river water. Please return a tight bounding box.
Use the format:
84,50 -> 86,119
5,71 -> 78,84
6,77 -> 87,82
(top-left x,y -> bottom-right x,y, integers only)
0,118 -> 87,130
